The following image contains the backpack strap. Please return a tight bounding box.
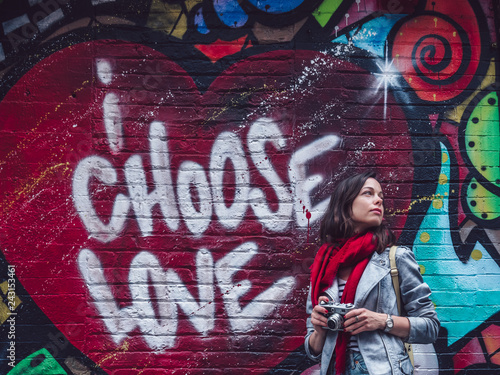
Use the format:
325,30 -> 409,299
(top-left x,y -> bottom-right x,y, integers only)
389,245 -> 414,366
389,245 -> 402,314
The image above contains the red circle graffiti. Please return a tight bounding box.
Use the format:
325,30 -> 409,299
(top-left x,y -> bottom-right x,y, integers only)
391,13 -> 481,103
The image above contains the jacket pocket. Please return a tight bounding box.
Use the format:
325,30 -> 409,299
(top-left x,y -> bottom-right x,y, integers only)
399,355 -> 413,375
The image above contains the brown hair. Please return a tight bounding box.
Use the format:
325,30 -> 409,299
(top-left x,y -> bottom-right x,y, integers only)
319,171 -> 395,253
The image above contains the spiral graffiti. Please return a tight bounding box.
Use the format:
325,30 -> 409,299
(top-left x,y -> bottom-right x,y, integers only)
412,32 -> 469,85
390,11 -> 477,103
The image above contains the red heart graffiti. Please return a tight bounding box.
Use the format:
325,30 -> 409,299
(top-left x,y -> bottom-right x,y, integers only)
0,40 -> 413,373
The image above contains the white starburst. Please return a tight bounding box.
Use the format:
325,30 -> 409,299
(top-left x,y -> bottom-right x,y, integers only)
373,42 -> 400,119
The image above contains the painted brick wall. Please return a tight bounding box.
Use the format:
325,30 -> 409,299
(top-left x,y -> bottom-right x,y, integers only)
0,0 -> 499,374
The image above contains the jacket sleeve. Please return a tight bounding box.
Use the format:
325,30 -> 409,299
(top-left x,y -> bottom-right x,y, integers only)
396,246 -> 440,344
304,287 -> 322,362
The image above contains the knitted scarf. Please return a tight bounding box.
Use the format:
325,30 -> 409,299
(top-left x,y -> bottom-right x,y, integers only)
309,232 -> 377,375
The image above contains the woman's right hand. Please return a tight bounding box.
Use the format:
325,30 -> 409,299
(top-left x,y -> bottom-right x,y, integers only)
308,296 -> 330,355
311,295 -> 330,330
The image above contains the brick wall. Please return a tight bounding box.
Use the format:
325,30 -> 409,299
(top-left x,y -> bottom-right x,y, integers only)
0,0 -> 499,374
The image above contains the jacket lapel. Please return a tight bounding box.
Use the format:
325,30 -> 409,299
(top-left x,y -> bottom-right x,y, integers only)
354,251 -> 390,307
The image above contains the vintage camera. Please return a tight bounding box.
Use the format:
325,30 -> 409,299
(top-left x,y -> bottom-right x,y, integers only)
320,301 -> 355,331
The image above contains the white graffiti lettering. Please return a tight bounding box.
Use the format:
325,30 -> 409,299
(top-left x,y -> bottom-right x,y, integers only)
103,92 -> 123,154
215,241 -> 295,332
124,121 -> 180,236
72,156 -> 130,243
72,120 -> 340,239
289,135 -> 341,228
78,242 -> 294,350
177,160 -> 212,236
210,131 -> 250,230
247,118 -> 292,232
72,62 -> 341,349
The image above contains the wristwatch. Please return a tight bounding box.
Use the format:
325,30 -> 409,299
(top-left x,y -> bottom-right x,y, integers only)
384,314 -> 394,332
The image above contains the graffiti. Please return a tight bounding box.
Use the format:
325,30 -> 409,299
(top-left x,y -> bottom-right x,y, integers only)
7,348 -> 67,375
460,87 -> 500,229
0,0 -> 499,374
0,267 -> 21,327
189,0 -> 324,39
72,116 -> 339,241
79,242 -> 295,350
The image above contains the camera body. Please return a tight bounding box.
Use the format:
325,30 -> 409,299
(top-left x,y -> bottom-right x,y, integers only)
320,301 -> 355,331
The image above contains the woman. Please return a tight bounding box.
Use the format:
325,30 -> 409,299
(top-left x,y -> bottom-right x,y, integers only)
304,171 -> 439,375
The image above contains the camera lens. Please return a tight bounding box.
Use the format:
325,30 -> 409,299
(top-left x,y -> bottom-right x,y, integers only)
327,313 -> 343,331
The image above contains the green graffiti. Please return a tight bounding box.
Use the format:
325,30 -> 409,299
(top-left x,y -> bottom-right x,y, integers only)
7,348 -> 67,375
464,91 -> 500,188
466,177 -> 500,222
312,0 -> 343,27
463,89 -> 500,226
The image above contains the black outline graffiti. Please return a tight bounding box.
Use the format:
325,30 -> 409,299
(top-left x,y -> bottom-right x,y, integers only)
0,0 -> 498,373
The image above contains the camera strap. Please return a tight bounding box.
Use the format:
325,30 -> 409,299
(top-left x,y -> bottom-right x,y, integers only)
389,245 -> 415,367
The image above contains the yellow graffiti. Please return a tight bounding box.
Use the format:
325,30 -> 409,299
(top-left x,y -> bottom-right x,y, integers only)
420,232 -> 430,243
471,249 -> 483,260
432,198 -> 443,209
1,162 -> 71,217
97,340 -> 131,366
438,173 -> 448,185
0,281 -> 22,325
419,264 -> 426,274
387,192 -> 449,216
146,0 -> 202,39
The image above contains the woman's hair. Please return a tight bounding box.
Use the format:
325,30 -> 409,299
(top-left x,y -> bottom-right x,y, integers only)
319,171 -> 395,253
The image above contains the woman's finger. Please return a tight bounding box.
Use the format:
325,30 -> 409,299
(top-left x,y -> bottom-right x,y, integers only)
344,311 -> 364,329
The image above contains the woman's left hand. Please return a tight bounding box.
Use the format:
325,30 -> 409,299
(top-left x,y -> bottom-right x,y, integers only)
343,308 -> 386,335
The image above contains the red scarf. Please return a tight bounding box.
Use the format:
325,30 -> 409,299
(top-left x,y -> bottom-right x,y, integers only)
309,232 -> 377,375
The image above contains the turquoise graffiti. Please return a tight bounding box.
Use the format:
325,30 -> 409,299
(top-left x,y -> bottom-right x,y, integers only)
414,143 -> 500,346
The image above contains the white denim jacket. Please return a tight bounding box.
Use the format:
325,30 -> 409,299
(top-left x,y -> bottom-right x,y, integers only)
304,246 -> 440,375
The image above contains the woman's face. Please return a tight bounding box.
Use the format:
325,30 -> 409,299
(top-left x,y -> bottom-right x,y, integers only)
351,178 -> 384,233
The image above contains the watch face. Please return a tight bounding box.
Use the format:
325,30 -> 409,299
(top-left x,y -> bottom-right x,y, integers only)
386,316 -> 394,331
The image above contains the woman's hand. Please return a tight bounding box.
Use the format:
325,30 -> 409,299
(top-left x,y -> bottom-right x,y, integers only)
308,296 -> 330,355
311,296 -> 330,330
343,308 -> 386,335
343,309 -> 411,338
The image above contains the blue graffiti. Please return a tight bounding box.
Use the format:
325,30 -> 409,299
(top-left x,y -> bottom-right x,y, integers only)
332,14 -> 406,58
195,7 -> 210,34
214,0 -> 248,28
193,0 -> 321,39
246,0 -> 307,14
